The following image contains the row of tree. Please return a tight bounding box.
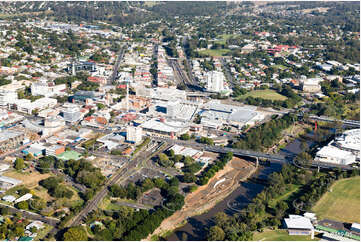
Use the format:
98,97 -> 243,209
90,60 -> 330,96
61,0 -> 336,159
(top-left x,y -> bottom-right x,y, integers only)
207,164 -> 360,241
197,152 -> 233,185
232,113 -> 296,151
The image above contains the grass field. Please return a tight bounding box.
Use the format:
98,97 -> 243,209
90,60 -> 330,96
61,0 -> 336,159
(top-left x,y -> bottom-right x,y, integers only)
99,197 -> 128,211
198,49 -> 231,57
253,229 -> 320,241
239,89 -> 288,101
268,184 -> 301,208
274,64 -> 288,70
312,176 -> 360,223
215,34 -> 237,45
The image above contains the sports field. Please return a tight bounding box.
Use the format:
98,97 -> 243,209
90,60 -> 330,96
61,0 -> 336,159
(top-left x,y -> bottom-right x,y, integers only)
198,49 -> 231,57
56,150 -> 82,161
241,89 -> 288,101
312,176 -> 360,223
253,229 -> 320,241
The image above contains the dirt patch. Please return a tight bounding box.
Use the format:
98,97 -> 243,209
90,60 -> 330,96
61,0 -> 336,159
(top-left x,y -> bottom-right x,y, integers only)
146,157 -> 256,240
3,170 -> 51,189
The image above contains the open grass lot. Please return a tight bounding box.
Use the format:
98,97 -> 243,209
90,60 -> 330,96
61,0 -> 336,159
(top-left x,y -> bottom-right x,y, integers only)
99,197 -> 134,211
215,34 -> 238,45
240,89 -> 288,101
253,229 -> 320,241
274,64 -> 288,70
3,170 -> 51,188
198,48 -> 231,57
312,176 -> 360,223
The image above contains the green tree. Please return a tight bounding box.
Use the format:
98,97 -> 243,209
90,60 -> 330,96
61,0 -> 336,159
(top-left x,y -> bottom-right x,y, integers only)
63,226 -> 88,241
16,201 -> 29,210
96,103 -> 106,110
14,158 -> 25,170
180,133 -> 190,140
207,226 -> 225,241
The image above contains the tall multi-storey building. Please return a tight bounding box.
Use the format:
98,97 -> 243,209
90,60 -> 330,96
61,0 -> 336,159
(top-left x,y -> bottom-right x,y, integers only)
63,105 -> 82,123
0,90 -> 18,106
126,126 -> 143,144
206,71 -> 225,92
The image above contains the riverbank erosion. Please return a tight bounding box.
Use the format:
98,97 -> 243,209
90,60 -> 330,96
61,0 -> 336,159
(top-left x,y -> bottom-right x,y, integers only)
146,157 -> 257,241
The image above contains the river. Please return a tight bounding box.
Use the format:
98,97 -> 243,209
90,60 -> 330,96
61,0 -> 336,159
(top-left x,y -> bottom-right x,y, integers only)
167,133 -> 316,241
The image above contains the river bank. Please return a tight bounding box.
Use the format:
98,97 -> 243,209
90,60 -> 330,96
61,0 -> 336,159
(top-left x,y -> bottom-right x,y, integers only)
166,160 -> 283,240
145,157 -> 257,241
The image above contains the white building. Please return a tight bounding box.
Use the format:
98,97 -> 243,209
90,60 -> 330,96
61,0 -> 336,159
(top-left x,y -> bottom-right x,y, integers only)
334,129 -> 360,156
0,90 -> 18,106
315,145 -> 356,165
62,104 -> 83,123
284,215 -> 314,238
206,71 -> 225,92
302,78 -> 322,93
200,100 -> 265,129
2,195 -> 16,202
43,116 -> 66,136
14,97 -> 57,115
140,118 -> 189,138
126,126 -> 143,144
0,175 -> 22,190
15,193 -> 33,203
31,80 -> 66,97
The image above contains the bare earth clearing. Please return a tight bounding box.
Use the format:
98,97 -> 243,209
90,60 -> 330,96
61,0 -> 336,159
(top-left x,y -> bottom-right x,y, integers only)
146,157 -> 257,240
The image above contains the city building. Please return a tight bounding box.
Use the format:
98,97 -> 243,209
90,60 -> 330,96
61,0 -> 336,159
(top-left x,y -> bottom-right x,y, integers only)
13,97 -> 57,115
126,126 -> 143,144
43,116 -> 66,135
351,223 -> 360,233
0,109 -> 24,129
333,129 -> 360,156
140,118 -> 190,138
72,91 -> 103,103
2,194 -> 16,202
22,143 -> 46,157
15,193 -> 32,203
206,71 -> 225,92
169,144 -> 203,159
67,61 -> 96,74
45,145 -> 65,156
0,175 -> 22,190
0,130 -> 25,153
316,219 -> 360,241
200,100 -> 264,129
302,78 -> 322,93
0,90 -> 18,106
97,132 -> 125,150
62,104 -> 84,123
283,215 -> 314,237
31,80 -> 66,97
315,145 -> 356,165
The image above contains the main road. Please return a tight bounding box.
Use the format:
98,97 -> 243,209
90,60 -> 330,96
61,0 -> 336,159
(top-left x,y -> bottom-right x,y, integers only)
0,203 -> 60,226
149,136 -> 287,162
67,141 -> 164,227
108,44 -> 127,84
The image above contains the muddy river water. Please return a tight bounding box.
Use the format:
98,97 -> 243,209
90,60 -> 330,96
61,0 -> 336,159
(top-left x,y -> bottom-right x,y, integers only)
167,134 -> 315,241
